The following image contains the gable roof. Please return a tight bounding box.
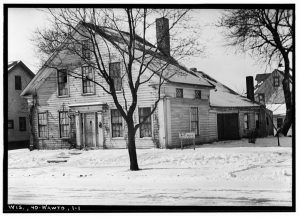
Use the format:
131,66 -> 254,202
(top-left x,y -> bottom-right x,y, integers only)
8,60 -> 35,78
255,73 -> 271,83
21,23 -> 213,96
194,70 -> 261,108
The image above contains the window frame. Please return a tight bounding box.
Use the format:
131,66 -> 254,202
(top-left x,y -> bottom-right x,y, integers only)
38,111 -> 48,139
8,120 -> 14,129
59,111 -> 70,139
244,113 -> 249,130
110,109 -> 123,138
109,62 -> 122,92
82,40 -> 91,60
190,107 -> 199,136
15,75 -> 22,90
277,118 -> 283,128
19,117 -> 26,131
255,113 -> 260,129
195,90 -> 202,99
57,69 -> 69,97
258,93 -> 265,104
273,76 -> 280,87
81,66 -> 95,95
176,88 -> 183,98
138,107 -> 153,138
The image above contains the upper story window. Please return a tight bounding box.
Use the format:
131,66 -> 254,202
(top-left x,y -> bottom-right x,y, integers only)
277,118 -> 283,128
111,109 -> 123,138
109,62 -> 122,91
15,76 -> 22,90
59,111 -> 70,138
273,76 -> 280,87
82,66 -> 95,94
244,113 -> 249,130
38,112 -> 48,138
258,93 -> 265,104
19,117 -> 26,131
57,69 -> 68,96
82,40 -> 91,60
195,90 -> 201,99
139,107 -> 152,138
190,107 -> 199,135
176,88 -> 183,98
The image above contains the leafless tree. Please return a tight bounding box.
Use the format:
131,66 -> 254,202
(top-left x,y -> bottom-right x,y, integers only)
219,8 -> 294,136
33,8 -> 202,170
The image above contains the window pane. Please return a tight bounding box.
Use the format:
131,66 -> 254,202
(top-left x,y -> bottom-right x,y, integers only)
15,76 -> 22,90
58,69 -> 68,96
109,62 -> 121,91
111,109 -> 123,137
191,107 -> 198,135
19,117 -> 26,131
195,90 -> 201,99
82,67 -> 94,94
139,107 -> 152,138
59,111 -> 70,138
176,88 -> 183,98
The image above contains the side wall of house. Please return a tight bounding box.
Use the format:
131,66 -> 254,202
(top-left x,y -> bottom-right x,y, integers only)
208,107 -> 273,141
8,65 -> 33,143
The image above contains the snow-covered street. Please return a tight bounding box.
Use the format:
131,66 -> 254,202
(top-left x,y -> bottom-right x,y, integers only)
7,137 -> 292,206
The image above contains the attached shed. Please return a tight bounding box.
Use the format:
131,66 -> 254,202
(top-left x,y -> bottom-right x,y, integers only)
194,70 -> 274,141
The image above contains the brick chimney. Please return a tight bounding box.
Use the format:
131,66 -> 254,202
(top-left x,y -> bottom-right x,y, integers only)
156,17 -> 170,56
246,76 -> 254,101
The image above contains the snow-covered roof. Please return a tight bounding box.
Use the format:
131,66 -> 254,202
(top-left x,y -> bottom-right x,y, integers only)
195,71 -> 261,108
21,23 -> 213,96
266,104 -> 286,115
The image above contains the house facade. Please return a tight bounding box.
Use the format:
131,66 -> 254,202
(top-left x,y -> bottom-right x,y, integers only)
254,69 -> 292,135
8,61 -> 34,149
21,19 -> 273,150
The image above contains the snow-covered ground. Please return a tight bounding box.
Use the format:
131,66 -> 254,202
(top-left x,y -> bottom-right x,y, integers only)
7,137 -> 292,206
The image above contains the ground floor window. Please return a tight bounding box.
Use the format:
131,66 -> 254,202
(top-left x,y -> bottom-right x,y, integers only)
244,113 -> 249,129
277,118 -> 283,128
139,107 -> 152,138
190,107 -> 199,135
111,109 -> 123,137
19,117 -> 26,131
255,113 -> 260,129
59,111 -> 70,138
38,112 -> 48,138
8,120 -> 14,129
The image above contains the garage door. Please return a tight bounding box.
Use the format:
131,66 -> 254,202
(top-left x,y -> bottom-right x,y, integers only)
217,113 -> 239,140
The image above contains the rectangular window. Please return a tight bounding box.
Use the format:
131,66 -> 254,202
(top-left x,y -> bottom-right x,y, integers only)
57,69 -> 68,96
273,76 -> 280,87
82,40 -> 91,60
15,76 -> 22,90
139,107 -> 152,138
38,112 -> 48,138
109,62 -> 122,91
190,107 -> 199,135
244,114 -> 249,129
176,88 -> 183,98
255,113 -> 260,129
258,93 -> 265,104
59,111 -> 70,138
82,66 -> 95,94
8,120 -> 14,129
277,118 -> 283,128
19,117 -> 26,131
111,109 -> 123,137
195,90 -> 201,99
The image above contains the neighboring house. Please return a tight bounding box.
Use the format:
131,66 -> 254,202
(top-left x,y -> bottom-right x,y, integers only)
8,61 -> 35,149
254,69 -> 292,135
21,18 -> 272,150
194,70 -> 273,141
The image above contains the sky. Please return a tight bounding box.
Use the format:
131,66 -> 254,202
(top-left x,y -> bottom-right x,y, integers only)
8,8 -> 277,95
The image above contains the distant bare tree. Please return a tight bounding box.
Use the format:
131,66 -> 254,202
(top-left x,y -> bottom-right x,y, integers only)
219,8 -> 294,136
33,8 -> 203,170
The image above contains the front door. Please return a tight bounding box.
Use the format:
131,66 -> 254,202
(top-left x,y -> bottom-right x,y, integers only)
217,113 -> 239,140
82,113 -> 97,148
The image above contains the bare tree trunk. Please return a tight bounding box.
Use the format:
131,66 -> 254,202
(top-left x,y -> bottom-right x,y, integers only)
126,119 -> 139,171
278,57 -> 293,136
